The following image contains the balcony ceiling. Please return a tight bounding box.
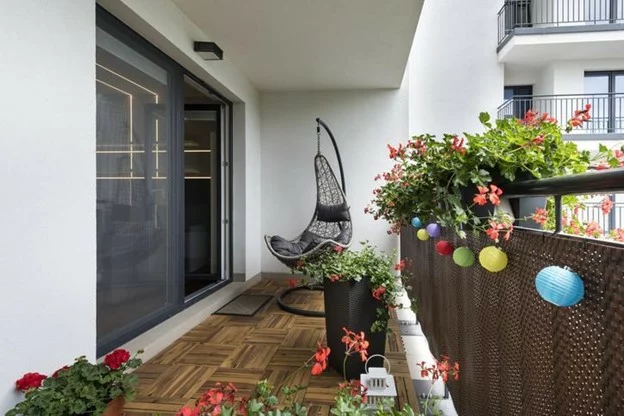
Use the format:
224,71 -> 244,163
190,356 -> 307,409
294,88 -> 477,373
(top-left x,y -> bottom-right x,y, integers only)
499,30 -> 624,63
171,0 -> 423,91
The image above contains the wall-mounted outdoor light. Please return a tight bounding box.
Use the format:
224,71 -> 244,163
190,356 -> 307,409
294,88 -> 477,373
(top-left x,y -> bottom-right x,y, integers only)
193,42 -> 223,60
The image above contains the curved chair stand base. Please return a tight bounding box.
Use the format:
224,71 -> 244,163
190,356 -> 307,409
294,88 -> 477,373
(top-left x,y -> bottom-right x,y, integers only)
277,285 -> 325,317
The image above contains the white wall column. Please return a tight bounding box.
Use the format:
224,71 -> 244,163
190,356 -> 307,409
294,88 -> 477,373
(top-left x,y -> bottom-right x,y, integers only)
0,0 -> 96,410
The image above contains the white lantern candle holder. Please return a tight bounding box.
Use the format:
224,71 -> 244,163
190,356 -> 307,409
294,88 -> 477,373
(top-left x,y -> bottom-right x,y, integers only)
360,354 -> 397,410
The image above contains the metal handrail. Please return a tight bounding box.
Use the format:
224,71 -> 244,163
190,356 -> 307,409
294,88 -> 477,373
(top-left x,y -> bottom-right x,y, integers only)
504,168 -> 624,198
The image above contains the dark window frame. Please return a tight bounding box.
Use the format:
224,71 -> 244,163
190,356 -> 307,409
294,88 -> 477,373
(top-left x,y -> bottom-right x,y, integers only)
96,5 -> 233,356
585,71 -> 624,133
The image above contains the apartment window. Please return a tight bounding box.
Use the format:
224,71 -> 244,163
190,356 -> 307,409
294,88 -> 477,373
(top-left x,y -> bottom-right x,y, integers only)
584,71 -> 624,133
96,8 -> 232,355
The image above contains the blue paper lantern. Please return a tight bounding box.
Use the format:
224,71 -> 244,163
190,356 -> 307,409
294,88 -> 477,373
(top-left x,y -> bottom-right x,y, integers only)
411,217 -> 423,228
426,223 -> 441,238
535,266 -> 584,307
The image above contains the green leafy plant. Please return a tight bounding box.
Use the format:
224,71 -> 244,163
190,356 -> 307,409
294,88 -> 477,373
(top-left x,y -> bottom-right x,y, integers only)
367,108 -> 595,240
293,241 -> 417,333
6,349 -> 143,416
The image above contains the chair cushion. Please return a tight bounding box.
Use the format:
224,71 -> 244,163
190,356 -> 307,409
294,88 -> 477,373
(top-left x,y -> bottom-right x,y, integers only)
270,235 -> 311,256
316,202 -> 350,222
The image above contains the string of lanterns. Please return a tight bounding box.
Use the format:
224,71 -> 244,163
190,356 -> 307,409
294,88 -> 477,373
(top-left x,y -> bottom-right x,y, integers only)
409,216 -> 585,307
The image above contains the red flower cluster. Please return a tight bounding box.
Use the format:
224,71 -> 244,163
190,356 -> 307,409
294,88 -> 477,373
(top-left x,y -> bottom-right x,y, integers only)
177,382 -> 242,416
387,143 -> 406,159
52,366 -> 70,378
407,138 -> 427,156
15,372 -> 47,392
287,278 -> 298,288
341,328 -> 369,362
394,259 -> 406,272
104,349 -> 130,370
372,286 -> 386,301
520,110 -> 557,126
532,208 -> 548,225
333,245 -> 344,254
450,136 -> 466,155
338,379 -> 368,403
473,184 -> 503,206
311,342 -> 331,376
328,274 -> 341,282
418,355 -> 460,383
601,196 -> 614,215
568,103 -> 591,129
485,220 -> 513,242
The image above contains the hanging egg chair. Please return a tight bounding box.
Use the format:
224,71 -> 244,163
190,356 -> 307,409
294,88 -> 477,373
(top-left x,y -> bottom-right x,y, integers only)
264,118 -> 353,270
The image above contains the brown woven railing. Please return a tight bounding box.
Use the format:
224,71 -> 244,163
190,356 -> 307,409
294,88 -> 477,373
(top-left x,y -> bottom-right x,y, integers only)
403,224 -> 624,415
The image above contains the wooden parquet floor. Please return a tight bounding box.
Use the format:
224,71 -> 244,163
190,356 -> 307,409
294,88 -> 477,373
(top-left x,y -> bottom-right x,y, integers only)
125,279 -> 418,415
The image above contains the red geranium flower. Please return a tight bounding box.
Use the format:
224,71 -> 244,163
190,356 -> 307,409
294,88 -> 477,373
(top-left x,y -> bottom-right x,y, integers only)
52,366 -> 70,378
372,286 -> 386,301
333,245 -> 344,254
311,342 -> 331,375
15,372 -> 47,391
287,278 -> 298,288
601,196 -> 614,215
532,208 -> 548,225
104,349 -> 131,370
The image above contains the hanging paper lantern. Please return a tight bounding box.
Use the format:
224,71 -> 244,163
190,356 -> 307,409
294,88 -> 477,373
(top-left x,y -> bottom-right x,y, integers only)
478,246 -> 508,272
435,241 -> 454,256
411,217 -> 423,228
416,229 -> 429,241
453,247 -> 475,267
426,223 -> 441,238
535,266 -> 584,307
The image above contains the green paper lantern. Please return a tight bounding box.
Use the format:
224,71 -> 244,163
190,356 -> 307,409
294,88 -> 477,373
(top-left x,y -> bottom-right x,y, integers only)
416,229 -> 429,241
453,247 -> 475,267
479,246 -> 508,272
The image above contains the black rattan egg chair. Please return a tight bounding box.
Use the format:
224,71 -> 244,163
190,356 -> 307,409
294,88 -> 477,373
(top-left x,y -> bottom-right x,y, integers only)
265,118 -> 352,316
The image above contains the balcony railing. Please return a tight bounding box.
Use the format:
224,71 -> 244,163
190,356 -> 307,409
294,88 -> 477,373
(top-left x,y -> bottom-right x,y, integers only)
497,93 -> 624,134
565,200 -> 624,231
403,168 -> 624,415
498,0 -> 624,45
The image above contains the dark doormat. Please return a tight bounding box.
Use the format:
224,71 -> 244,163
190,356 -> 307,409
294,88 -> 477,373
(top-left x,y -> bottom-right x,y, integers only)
214,294 -> 273,316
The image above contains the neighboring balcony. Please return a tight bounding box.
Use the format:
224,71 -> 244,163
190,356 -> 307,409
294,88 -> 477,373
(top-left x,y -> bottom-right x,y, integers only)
498,93 -> 624,142
497,0 -> 624,63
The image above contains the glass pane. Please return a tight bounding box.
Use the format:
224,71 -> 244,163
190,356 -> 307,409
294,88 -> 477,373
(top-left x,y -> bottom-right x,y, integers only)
183,83 -> 222,297
96,26 -> 172,344
584,75 -> 610,133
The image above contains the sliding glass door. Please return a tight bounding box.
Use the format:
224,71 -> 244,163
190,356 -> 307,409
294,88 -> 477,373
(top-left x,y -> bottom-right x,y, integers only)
96,8 -> 231,355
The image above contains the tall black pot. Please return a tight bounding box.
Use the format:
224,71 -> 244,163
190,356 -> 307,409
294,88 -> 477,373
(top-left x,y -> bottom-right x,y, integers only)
323,276 -> 386,380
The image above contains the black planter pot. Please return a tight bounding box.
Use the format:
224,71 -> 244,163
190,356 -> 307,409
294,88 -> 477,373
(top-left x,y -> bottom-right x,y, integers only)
323,276 -> 387,380
459,167 -> 535,221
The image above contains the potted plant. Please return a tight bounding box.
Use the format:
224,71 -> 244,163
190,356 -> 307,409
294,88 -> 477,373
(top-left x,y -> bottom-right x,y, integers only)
366,108 -> 595,240
6,349 -> 143,416
295,241 -> 416,380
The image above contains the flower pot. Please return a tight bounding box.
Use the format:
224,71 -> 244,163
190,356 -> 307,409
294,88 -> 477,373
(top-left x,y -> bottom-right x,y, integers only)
103,397 -> 125,416
323,276 -> 386,380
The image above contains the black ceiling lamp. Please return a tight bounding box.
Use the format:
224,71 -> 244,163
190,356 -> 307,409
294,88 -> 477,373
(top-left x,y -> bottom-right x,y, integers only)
193,41 -> 223,61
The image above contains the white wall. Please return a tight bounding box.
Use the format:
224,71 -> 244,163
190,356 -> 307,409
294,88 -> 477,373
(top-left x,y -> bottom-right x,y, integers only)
98,0 -> 263,279
260,87 -> 408,273
408,0 -> 505,136
0,0 -> 96,411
